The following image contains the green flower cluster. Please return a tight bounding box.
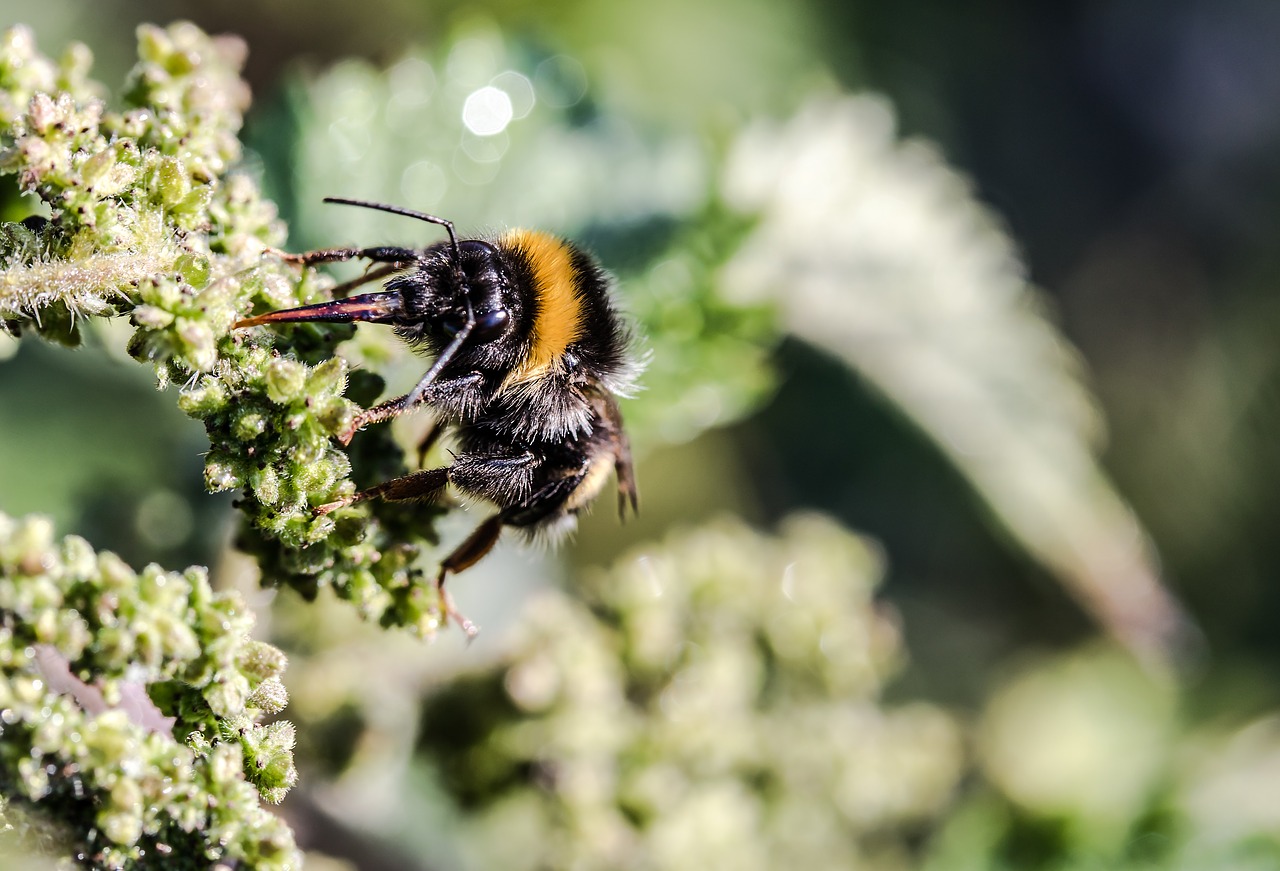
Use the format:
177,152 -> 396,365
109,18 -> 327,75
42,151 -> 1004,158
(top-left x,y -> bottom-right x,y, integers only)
0,23 -> 244,348
418,515 -> 963,871
0,511 -> 299,869
0,23 -> 451,632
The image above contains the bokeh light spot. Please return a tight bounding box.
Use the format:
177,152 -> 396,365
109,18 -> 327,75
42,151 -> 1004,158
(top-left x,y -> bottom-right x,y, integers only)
135,489 -> 193,550
491,70 -> 536,119
399,160 -> 447,206
534,55 -> 588,108
462,85 -> 514,136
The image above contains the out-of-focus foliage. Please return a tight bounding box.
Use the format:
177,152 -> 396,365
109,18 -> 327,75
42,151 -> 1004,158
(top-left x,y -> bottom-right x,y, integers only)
299,514 -> 962,871
978,648 -> 1175,836
720,96 -> 1190,667
0,511 -> 299,869
925,647 -> 1280,871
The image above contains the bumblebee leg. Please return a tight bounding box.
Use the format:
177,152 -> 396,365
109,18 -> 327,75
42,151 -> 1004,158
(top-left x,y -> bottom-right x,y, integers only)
264,246 -> 419,310
342,398 -> 410,442
316,467 -> 450,514
341,371 -> 486,444
434,513 -> 506,637
615,452 -> 638,519
433,458 -> 583,635
432,469 -> 580,636
271,245 -> 421,268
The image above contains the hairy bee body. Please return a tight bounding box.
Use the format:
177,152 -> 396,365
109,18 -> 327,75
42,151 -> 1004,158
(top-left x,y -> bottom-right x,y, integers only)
235,199 -> 640,632
386,229 -> 639,534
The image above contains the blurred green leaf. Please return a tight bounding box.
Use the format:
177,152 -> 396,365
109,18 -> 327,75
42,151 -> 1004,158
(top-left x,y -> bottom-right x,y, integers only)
719,95 -> 1194,668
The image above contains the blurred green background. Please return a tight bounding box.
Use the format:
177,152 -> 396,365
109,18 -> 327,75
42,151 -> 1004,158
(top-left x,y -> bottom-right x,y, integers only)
4,0 -> 1280,868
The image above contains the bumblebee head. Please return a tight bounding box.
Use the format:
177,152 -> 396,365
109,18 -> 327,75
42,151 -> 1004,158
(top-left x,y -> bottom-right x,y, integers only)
234,197 -> 539,386
392,238 -> 518,354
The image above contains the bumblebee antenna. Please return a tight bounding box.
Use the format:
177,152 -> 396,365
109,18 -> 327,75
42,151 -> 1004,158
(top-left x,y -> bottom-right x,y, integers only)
323,197 -> 462,272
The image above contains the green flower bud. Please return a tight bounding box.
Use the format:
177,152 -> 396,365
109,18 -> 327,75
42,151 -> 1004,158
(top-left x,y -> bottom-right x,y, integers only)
131,303 -> 174,328
154,155 -> 190,206
203,673 -> 249,717
247,677 -> 288,715
250,464 -> 281,506
80,147 -> 116,187
174,252 -> 210,288
99,808 -> 143,846
175,316 -> 215,370
209,742 -> 243,782
306,355 -> 347,396
239,640 -> 287,682
177,378 -> 228,417
233,409 -> 267,440
265,357 -> 305,404
203,454 -> 242,491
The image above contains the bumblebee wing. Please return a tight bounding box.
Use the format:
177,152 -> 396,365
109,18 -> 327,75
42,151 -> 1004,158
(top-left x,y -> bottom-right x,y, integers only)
596,392 -> 637,519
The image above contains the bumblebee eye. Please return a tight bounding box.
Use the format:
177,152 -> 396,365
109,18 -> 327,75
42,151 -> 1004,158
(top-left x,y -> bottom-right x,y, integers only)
472,308 -> 510,341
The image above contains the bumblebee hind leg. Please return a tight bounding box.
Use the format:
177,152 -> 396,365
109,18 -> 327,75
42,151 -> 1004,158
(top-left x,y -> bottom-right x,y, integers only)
596,392 -> 638,519
615,448 -> 638,519
434,514 -> 506,638
434,467 -> 588,636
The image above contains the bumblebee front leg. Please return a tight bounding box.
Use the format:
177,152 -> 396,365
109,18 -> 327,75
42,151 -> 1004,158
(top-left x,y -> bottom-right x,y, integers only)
273,245 -> 421,268
266,245 -> 421,299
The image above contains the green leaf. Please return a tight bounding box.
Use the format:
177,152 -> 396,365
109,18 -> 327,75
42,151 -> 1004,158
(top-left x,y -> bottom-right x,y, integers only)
720,96 -> 1193,668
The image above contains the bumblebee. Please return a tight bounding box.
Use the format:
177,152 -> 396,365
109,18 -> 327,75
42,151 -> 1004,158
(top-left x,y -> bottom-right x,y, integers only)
235,197 -> 640,634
